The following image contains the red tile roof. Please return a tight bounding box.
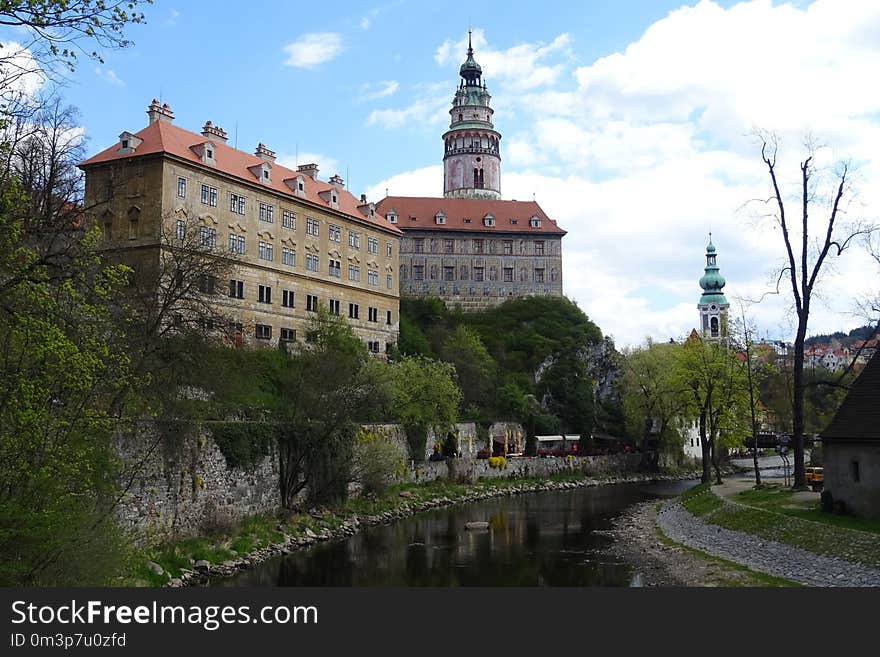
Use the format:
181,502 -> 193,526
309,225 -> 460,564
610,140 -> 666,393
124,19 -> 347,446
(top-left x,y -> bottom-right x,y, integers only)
79,118 -> 402,235
375,196 -> 566,235
821,351 -> 880,442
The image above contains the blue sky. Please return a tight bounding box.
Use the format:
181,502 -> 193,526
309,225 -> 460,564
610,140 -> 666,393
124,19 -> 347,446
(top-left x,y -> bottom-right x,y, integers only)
4,0 -> 878,347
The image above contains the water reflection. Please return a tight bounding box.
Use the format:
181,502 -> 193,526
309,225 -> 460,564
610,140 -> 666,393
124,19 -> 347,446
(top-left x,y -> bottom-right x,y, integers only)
215,480 -> 696,587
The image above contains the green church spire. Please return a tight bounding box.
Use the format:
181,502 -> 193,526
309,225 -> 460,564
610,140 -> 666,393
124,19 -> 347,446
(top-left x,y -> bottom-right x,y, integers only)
699,233 -> 728,306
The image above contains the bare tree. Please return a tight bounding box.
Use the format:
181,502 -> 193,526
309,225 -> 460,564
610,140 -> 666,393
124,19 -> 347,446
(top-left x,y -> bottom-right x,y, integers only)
0,1 -> 151,82
759,134 -> 875,489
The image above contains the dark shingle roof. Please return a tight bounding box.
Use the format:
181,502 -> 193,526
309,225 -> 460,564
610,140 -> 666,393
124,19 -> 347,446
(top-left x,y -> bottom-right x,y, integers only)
821,351 -> 880,442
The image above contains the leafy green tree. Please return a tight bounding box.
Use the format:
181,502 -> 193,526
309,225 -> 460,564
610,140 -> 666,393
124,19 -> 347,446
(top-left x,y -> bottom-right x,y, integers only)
389,356 -> 462,462
440,325 -> 496,412
677,334 -> 750,483
0,194 -> 133,584
264,308 -> 380,507
620,341 -> 689,468
0,0 -> 152,82
539,351 -> 595,451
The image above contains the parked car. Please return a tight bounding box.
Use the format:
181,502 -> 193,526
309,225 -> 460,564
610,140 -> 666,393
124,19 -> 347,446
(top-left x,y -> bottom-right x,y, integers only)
805,466 -> 824,491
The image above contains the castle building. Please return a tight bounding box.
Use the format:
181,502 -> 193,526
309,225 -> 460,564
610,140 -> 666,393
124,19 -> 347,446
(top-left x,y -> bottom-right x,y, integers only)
698,236 -> 729,341
376,32 -> 566,311
79,100 -> 401,353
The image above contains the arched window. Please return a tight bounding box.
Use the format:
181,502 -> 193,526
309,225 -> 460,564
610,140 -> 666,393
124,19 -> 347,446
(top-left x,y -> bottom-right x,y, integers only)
710,316 -> 719,337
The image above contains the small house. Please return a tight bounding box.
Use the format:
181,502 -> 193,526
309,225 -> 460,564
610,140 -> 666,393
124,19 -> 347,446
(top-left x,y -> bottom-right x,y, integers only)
820,351 -> 880,519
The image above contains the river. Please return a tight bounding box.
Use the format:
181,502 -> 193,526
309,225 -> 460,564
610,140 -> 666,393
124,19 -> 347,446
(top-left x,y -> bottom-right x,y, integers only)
213,479 -> 697,587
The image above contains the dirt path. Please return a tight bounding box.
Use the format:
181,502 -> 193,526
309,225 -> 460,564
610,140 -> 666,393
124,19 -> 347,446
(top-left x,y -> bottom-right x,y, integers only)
607,500 -> 768,587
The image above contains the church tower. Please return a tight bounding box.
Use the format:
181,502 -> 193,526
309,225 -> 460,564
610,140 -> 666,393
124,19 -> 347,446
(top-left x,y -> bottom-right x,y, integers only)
442,30 -> 502,200
698,236 -> 729,340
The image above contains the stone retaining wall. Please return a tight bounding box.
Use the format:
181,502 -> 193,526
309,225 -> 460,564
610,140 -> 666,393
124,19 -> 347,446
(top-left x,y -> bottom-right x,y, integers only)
409,453 -> 643,482
116,423 -> 278,545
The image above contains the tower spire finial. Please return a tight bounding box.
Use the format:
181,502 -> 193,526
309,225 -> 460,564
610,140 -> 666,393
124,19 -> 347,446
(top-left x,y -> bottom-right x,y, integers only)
468,28 -> 473,56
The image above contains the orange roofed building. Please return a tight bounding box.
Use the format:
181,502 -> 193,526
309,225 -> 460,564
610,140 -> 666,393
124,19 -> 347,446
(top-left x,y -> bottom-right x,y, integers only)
79,100 -> 402,354
376,33 -> 565,310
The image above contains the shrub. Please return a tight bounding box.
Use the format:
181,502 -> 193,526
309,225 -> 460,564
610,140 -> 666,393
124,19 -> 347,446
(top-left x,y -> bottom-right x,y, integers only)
211,423 -> 275,470
488,456 -> 507,470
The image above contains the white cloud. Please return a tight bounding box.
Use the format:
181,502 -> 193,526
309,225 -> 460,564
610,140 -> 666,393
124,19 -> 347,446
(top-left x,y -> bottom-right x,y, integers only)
282,33 -> 345,69
366,82 -> 448,129
95,67 -> 125,87
0,42 -> 45,99
360,17 -> 371,30
358,80 -> 399,102
369,1 -> 880,346
165,9 -> 180,26
276,151 -> 341,181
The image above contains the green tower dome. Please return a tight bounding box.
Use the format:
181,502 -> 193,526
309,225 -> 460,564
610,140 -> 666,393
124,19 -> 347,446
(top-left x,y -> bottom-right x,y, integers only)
699,237 -> 728,305
459,30 -> 483,85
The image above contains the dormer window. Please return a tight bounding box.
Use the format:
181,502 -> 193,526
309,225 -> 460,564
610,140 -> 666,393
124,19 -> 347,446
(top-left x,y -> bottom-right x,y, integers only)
192,141 -> 217,165
483,214 -> 495,227
386,211 -> 397,224
529,216 -> 542,228
249,161 -> 272,184
117,131 -> 143,155
435,211 -> 446,225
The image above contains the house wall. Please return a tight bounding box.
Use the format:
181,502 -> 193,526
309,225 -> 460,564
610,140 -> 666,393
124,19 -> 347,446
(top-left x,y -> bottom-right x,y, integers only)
399,230 -> 563,311
824,442 -> 880,519
84,155 -> 400,353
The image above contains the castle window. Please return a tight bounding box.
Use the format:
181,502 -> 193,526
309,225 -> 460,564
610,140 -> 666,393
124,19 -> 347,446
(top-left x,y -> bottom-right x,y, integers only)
230,193 -> 246,215
368,307 -> 378,323
229,279 -> 244,299
530,216 -> 542,228
201,184 -> 218,207
435,212 -> 446,225
306,294 -> 319,312
282,247 -> 295,266
534,268 -> 545,283
280,328 -> 296,343
710,316 -> 719,337
255,324 -> 272,341
177,177 -> 186,198
348,230 -> 360,248
387,310 -> 392,325
503,240 -> 512,255
348,303 -> 359,319
199,226 -> 216,249
387,274 -> 393,289
258,241 -> 273,262
282,210 -> 296,229
259,202 -> 274,223
328,299 -> 340,315
348,265 -> 360,282
535,241 -> 545,256
444,266 -> 454,281
483,214 -> 495,227
473,239 -> 484,254
176,219 -> 186,240
229,234 -> 245,255
368,271 -> 379,286
329,225 -> 341,242
444,239 -> 454,253
282,290 -> 295,308
258,284 -> 272,304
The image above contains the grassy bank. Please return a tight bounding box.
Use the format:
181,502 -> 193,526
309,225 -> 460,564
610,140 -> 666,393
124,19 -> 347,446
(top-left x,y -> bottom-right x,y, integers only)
128,469 -> 643,586
680,483 -> 880,569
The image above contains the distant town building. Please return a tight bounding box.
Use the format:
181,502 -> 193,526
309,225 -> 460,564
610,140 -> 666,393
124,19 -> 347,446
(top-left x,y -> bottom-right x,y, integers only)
377,31 -> 565,311
79,101 -> 401,353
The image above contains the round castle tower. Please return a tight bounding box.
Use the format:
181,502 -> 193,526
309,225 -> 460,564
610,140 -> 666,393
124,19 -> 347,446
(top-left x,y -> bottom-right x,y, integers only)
442,30 -> 502,200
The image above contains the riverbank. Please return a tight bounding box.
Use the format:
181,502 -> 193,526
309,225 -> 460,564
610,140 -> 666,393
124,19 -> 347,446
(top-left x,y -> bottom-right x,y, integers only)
629,478 -> 880,587
136,469 -> 702,587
